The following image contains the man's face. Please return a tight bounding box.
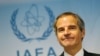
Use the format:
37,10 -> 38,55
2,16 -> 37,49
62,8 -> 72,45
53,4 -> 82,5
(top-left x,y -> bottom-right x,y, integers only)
56,15 -> 85,48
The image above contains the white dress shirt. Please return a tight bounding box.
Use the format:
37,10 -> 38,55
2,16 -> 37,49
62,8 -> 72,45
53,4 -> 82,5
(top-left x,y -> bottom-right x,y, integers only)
64,48 -> 84,56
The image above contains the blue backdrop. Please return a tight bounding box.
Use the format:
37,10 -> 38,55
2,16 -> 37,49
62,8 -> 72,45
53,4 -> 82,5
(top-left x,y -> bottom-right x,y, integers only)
0,0 -> 100,56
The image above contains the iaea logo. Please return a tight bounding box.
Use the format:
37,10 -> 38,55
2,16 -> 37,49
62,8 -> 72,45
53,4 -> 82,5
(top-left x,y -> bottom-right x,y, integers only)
10,4 -> 55,42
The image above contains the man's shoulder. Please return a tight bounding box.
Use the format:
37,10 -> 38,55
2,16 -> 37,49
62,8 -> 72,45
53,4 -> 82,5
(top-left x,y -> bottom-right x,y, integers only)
87,52 -> 100,56
60,50 -> 100,56
84,50 -> 100,56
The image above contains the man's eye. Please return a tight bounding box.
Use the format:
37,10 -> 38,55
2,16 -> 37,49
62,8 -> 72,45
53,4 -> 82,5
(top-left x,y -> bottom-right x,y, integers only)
69,26 -> 76,30
57,28 -> 64,32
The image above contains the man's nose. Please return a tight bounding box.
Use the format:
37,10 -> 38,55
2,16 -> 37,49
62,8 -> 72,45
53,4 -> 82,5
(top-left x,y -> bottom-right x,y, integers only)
64,29 -> 70,34
64,29 -> 70,36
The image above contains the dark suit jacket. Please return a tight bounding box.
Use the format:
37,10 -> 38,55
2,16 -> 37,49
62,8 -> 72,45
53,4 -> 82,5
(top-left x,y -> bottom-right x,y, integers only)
60,50 -> 100,56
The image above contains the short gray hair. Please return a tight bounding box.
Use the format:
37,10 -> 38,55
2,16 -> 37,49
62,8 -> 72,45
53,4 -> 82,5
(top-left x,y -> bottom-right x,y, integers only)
53,12 -> 85,32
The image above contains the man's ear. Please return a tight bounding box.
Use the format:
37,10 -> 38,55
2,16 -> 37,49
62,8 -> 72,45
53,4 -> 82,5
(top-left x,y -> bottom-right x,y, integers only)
82,29 -> 85,40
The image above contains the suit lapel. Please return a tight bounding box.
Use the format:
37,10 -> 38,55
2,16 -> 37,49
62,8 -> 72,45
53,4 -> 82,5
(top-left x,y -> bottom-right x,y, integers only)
60,50 -> 91,56
60,52 -> 64,56
84,50 -> 91,56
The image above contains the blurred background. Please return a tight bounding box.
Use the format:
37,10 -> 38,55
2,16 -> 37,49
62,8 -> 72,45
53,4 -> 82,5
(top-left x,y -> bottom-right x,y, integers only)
0,0 -> 100,56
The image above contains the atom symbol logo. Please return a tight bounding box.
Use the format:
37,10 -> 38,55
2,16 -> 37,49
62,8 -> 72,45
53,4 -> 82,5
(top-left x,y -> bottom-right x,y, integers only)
10,4 -> 55,42
21,4 -> 45,35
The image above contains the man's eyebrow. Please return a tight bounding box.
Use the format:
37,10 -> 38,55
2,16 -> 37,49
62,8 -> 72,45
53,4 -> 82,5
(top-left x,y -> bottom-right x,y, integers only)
57,27 -> 64,29
57,25 -> 77,28
69,25 -> 76,27
68,25 -> 77,28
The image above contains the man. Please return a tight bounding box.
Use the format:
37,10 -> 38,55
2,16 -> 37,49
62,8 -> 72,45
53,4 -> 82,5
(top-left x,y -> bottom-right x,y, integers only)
53,12 -> 100,56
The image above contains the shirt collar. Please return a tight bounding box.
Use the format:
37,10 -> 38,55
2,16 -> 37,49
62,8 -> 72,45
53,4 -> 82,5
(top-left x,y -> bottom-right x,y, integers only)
64,48 -> 84,56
